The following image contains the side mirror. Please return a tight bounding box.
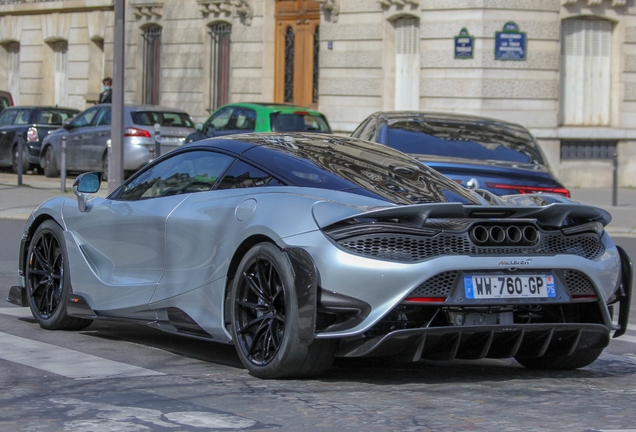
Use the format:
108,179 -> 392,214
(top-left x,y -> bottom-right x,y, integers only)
195,123 -> 203,132
62,119 -> 73,130
73,172 -> 102,212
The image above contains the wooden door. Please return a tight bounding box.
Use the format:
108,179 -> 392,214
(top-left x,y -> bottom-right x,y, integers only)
275,0 -> 320,107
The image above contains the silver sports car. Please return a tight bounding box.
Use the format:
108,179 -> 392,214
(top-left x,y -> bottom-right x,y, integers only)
8,133 -> 632,379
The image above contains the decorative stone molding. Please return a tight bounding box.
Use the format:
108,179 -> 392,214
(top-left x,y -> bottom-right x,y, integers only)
41,12 -> 72,43
0,15 -> 23,43
131,2 -> 164,19
317,0 -> 340,23
378,0 -> 420,6
562,0 -> 625,6
197,0 -> 253,25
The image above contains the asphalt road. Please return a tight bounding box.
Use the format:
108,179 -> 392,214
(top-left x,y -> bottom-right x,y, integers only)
1,218 -> 635,432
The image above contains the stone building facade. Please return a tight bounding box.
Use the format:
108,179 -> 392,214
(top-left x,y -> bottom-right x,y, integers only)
0,0 -> 634,188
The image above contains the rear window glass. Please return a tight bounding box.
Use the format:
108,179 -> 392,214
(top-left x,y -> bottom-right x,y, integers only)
132,111 -> 194,128
271,113 -> 331,133
386,120 -> 544,164
36,109 -> 76,125
0,108 -> 18,126
0,95 -> 11,112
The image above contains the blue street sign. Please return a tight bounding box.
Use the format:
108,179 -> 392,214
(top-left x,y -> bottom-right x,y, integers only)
495,21 -> 526,61
455,28 -> 473,59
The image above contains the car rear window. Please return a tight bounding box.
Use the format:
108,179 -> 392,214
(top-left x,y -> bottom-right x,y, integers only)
0,95 -> 11,112
36,109 -> 76,125
270,112 -> 331,133
132,111 -> 194,128
386,120 -> 544,164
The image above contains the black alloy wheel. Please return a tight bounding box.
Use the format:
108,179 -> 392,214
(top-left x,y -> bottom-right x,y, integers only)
43,147 -> 59,178
230,243 -> 335,379
26,220 -> 92,330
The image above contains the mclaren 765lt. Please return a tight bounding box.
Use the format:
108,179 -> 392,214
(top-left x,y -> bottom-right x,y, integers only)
8,133 -> 632,379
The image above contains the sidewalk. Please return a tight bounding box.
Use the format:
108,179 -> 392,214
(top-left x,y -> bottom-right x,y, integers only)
0,172 -> 634,235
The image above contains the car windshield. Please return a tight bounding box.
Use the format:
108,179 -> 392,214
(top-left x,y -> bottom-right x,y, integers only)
132,111 -> 194,128
386,120 -> 544,164
239,135 -> 481,205
271,113 -> 331,133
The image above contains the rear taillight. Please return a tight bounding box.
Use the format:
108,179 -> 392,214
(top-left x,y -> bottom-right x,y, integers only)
124,127 -> 152,138
27,127 -> 38,142
402,297 -> 447,304
485,183 -> 570,198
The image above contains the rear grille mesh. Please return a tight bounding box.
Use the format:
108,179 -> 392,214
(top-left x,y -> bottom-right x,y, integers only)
564,270 -> 596,296
336,232 -> 603,262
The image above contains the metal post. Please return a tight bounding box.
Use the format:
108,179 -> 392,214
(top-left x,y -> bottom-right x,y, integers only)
109,0 -> 125,194
61,135 -> 67,193
154,123 -> 161,159
17,137 -> 23,186
612,151 -> 618,207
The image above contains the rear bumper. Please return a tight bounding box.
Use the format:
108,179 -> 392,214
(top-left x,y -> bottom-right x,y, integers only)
336,323 -> 610,361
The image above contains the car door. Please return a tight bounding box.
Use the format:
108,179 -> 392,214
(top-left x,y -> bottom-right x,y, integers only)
65,106 -> 101,171
0,108 -> 20,166
62,152 -> 223,311
83,106 -> 111,170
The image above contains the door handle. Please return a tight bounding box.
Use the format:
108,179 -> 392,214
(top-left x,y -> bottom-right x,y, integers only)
98,132 -> 109,136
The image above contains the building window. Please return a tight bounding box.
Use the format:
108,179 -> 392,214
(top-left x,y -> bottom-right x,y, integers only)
395,17 -> 420,111
142,25 -> 162,105
54,41 -> 68,107
284,26 -> 294,103
209,23 -> 231,111
312,25 -> 319,105
560,18 -> 612,126
561,140 -> 617,160
8,42 -> 19,105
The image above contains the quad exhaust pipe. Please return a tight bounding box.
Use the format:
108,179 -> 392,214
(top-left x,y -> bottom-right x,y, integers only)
470,224 -> 539,246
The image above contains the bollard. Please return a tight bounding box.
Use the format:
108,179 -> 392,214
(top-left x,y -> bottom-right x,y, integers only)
154,123 -> 161,159
61,135 -> 67,193
612,151 -> 618,207
17,136 -> 23,186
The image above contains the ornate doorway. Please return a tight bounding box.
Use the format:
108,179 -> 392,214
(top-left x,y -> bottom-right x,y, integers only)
275,0 -> 320,107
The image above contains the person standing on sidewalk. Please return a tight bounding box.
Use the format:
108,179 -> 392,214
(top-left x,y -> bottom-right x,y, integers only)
98,77 -> 112,104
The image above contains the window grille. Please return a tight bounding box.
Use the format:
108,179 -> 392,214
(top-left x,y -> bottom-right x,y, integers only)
142,25 -> 162,105
54,41 -> 68,107
561,140 -> 617,160
209,23 -> 231,111
284,26 -> 294,103
8,42 -> 19,104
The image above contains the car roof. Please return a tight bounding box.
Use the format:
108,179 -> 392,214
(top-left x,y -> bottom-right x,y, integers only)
373,110 -> 528,130
220,102 -> 325,115
2,106 -> 78,111
97,104 -> 190,114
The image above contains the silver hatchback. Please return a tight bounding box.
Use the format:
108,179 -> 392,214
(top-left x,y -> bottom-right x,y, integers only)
39,104 -> 195,178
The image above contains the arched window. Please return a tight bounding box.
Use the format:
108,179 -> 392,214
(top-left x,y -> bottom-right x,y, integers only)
395,16 -> 420,110
560,18 -> 611,126
142,25 -> 162,105
209,23 -> 231,110
54,41 -> 68,107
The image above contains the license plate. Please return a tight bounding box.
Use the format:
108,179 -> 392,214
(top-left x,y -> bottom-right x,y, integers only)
464,274 -> 556,299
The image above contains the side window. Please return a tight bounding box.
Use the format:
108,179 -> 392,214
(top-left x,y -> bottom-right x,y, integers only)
357,117 -> 377,141
206,106 -> 234,132
116,150 -> 234,201
71,107 -> 100,128
95,108 -> 112,126
235,108 -> 256,131
37,110 -> 67,125
0,109 -> 18,126
14,109 -> 31,125
217,159 -> 284,190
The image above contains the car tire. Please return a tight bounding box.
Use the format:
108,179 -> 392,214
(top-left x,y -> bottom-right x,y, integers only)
230,242 -> 336,379
26,220 -> 93,331
12,143 -> 29,174
515,348 -> 603,370
43,147 -> 59,178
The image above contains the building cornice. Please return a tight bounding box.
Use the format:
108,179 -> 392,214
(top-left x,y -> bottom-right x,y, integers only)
196,0 -> 252,25
562,0 -> 625,7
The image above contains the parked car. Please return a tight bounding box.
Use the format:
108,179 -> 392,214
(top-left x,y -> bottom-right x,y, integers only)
0,106 -> 78,173
40,104 -> 195,178
185,102 -> 332,143
8,133 -> 632,379
0,90 -> 13,114
352,111 -> 570,197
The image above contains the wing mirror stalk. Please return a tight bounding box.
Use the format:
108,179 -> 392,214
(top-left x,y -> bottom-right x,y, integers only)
73,172 -> 102,212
